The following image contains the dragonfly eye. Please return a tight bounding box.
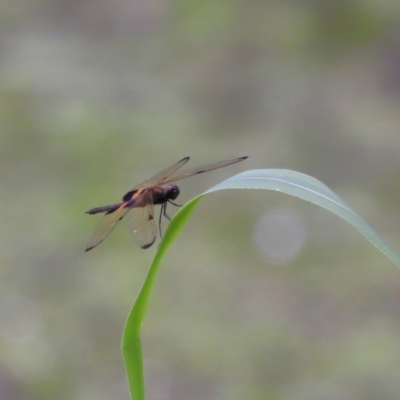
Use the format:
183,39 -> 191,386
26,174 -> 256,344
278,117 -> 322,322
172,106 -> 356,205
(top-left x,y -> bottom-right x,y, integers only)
165,184 -> 179,200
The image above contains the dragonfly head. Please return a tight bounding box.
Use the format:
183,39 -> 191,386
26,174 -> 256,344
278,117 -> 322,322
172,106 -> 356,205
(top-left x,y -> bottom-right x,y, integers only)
164,184 -> 180,200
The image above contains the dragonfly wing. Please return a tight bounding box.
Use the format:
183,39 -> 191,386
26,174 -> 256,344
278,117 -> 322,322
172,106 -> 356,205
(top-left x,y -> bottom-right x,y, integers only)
129,191 -> 157,249
133,157 -> 190,189
85,204 -> 131,251
159,156 -> 248,185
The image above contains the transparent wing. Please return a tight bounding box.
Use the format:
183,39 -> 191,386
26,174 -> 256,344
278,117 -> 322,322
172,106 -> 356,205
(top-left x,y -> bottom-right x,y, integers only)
159,156 -> 248,185
129,191 -> 157,249
133,157 -> 190,189
85,204 -> 131,251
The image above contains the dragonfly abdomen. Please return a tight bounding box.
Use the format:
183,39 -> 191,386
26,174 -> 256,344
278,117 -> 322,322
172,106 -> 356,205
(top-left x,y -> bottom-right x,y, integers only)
86,203 -> 122,215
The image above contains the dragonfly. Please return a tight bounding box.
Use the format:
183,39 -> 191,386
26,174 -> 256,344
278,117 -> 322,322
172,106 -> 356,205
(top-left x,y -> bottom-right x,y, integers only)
85,156 -> 247,251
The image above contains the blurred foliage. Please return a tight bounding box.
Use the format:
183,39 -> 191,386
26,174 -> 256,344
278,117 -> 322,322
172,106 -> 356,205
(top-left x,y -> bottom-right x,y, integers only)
1,0 -> 400,399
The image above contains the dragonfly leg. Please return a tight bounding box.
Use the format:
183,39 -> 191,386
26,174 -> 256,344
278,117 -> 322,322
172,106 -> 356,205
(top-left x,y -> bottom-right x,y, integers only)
168,200 -> 182,207
159,201 -> 179,239
159,203 -> 165,238
163,202 -> 171,221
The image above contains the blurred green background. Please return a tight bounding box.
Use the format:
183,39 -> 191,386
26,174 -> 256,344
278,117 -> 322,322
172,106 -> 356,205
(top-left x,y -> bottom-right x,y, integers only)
2,1 -> 400,399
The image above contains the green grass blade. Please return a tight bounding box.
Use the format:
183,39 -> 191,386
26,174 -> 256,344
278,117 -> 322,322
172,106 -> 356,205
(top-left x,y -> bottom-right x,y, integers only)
204,169 -> 400,268
122,168 -> 400,400
121,197 -> 202,400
